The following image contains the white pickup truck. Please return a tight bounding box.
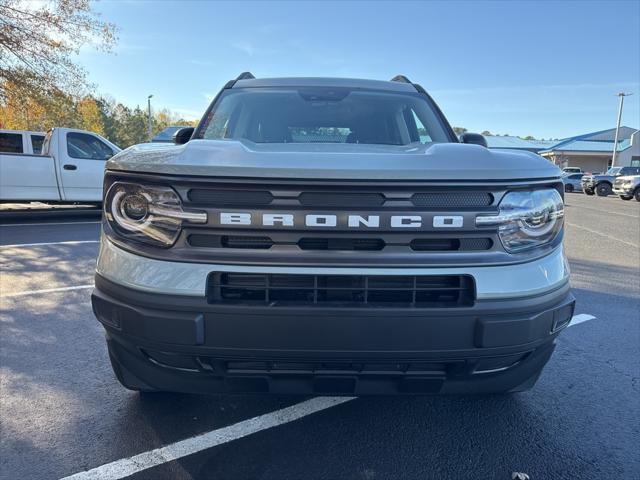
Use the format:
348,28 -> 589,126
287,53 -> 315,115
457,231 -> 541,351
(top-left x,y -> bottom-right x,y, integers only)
0,128 -> 120,203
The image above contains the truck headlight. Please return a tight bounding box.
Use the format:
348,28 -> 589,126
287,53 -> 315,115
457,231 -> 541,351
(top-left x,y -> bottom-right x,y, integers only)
105,182 -> 207,247
476,189 -> 564,252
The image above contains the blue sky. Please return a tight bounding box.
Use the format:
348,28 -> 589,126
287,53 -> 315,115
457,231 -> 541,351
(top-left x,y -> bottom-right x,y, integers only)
79,0 -> 640,139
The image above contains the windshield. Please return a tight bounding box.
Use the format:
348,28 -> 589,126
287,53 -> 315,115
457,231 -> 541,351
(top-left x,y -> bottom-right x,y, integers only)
197,87 -> 452,145
605,167 -> 622,176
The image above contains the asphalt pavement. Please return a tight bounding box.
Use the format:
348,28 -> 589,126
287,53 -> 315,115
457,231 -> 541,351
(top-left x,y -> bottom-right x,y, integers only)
0,193 -> 638,480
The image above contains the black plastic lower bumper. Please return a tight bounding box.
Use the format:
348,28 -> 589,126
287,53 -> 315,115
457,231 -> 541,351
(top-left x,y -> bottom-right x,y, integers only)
93,275 -> 575,395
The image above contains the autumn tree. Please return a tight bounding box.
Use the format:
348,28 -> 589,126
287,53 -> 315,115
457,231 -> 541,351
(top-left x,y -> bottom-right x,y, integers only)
0,0 -> 116,100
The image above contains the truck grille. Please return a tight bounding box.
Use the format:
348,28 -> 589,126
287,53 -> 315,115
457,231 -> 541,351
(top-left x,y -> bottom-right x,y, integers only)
110,175 -> 563,266
188,234 -> 493,252
187,187 -> 493,208
207,273 -> 475,307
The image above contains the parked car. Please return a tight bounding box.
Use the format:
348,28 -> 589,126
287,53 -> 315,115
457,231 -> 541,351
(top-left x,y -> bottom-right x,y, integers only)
581,166 -> 640,196
562,167 -> 582,174
0,128 -> 120,202
151,126 -> 191,143
613,175 -> 640,201
562,173 -> 584,192
0,129 -> 46,155
92,73 -> 574,396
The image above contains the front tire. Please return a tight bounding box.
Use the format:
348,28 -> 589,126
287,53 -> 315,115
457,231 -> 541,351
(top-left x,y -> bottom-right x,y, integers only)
584,188 -> 595,196
564,184 -> 574,193
596,183 -> 612,196
620,195 -> 632,201
635,188 -> 640,202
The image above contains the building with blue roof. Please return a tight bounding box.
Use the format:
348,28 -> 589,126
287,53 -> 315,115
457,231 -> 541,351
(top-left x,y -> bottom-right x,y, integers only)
485,135 -> 557,153
538,126 -> 639,173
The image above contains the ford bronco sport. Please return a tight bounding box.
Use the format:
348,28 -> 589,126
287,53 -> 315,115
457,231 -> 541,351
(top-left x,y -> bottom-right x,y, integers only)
92,73 -> 574,395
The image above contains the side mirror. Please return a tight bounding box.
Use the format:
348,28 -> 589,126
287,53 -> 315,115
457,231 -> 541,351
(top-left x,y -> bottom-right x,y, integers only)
173,127 -> 195,145
459,132 -> 487,148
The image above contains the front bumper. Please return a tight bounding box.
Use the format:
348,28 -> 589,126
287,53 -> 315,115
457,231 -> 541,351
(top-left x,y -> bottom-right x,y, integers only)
613,185 -> 634,196
93,254 -> 575,394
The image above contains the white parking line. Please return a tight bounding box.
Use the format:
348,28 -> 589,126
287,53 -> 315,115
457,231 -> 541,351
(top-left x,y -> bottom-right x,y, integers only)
568,313 -> 596,327
0,221 -> 101,227
566,222 -> 639,248
2,284 -> 94,298
568,203 -> 639,219
0,240 -> 99,249
59,396 -> 355,480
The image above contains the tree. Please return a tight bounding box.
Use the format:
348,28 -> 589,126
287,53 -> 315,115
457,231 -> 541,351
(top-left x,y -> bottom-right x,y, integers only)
452,127 -> 467,135
77,96 -> 105,135
523,135 -> 535,140
0,0 -> 116,100
481,130 -> 492,136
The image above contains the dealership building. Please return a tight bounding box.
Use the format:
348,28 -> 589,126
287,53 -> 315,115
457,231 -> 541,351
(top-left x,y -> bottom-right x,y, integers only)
486,127 -> 640,173
538,127 -> 639,173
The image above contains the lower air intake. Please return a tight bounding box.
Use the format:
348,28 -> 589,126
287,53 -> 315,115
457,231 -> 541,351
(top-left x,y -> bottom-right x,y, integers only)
207,273 -> 475,307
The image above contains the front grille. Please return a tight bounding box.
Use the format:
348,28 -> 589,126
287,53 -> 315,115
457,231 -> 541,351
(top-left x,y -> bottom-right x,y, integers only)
410,238 -> 493,251
188,189 -> 274,206
188,234 -> 492,252
299,192 -> 385,207
185,186 -> 495,208
189,234 -> 274,249
411,192 -> 493,207
207,273 -> 475,307
298,237 -> 385,251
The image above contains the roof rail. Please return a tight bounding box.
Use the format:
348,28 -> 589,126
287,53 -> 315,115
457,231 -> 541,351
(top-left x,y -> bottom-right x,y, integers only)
390,75 -> 412,84
236,72 -> 256,80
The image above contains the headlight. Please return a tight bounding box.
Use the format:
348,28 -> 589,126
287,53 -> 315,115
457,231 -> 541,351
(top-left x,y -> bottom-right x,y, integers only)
105,182 -> 207,247
476,189 -> 564,252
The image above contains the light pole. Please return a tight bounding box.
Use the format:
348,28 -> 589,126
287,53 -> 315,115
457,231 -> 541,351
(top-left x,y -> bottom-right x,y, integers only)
147,94 -> 154,142
611,92 -> 633,167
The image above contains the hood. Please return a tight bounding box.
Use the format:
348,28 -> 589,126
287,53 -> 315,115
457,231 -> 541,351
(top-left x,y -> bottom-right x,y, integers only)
106,139 -> 561,181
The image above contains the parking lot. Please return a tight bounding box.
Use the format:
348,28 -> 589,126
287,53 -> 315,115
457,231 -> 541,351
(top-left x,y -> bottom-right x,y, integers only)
0,193 -> 638,480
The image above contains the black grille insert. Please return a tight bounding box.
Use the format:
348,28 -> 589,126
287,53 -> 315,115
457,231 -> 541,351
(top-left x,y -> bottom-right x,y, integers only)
207,273 -> 475,307
410,237 -> 493,251
411,192 -> 493,207
189,235 -> 274,249
188,189 -> 273,206
298,238 -> 385,251
298,192 -> 385,207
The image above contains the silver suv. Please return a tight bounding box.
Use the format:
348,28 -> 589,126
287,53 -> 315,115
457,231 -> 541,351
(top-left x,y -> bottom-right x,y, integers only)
613,175 -> 640,201
91,74 -> 574,396
582,166 -> 640,196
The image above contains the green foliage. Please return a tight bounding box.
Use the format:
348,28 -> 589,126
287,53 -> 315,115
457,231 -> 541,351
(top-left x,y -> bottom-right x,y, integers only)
0,81 -> 197,148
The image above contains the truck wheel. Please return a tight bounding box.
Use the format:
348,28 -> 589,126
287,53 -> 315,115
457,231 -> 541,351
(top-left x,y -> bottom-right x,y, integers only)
564,184 -> 574,193
595,183 -> 612,196
635,189 -> 640,202
620,195 -> 632,201
584,188 -> 595,196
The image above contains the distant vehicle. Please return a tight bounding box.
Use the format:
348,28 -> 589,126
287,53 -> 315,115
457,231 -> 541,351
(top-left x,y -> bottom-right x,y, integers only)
562,173 -> 584,193
613,175 -> 640,201
562,167 -> 582,174
151,126 -> 191,143
0,128 -> 120,202
0,129 -> 46,155
581,166 -> 640,196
